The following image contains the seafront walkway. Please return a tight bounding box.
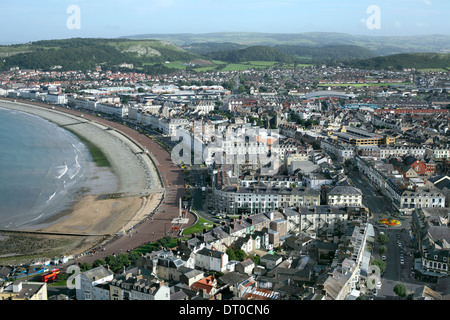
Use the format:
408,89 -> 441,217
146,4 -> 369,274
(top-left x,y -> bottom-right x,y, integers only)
0,97 -> 195,264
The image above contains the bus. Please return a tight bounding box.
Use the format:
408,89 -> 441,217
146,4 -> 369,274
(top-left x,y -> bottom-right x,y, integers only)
41,269 -> 60,283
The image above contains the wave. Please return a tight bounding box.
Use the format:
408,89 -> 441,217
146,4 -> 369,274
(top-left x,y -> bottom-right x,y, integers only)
69,155 -> 81,180
56,162 -> 68,179
46,191 -> 56,203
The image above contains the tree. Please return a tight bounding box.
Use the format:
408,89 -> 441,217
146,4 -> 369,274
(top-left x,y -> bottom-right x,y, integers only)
117,253 -> 130,268
394,283 -> 408,298
249,255 -> 260,265
92,259 -> 105,268
379,245 -> 387,255
128,251 -> 140,264
226,248 -> 247,261
79,262 -> 91,272
378,233 -> 389,245
371,259 -> 386,274
105,254 -> 120,272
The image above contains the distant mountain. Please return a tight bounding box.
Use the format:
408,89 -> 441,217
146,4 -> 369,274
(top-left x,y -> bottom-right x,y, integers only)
182,42 -> 248,55
345,53 -> 450,70
122,32 -> 450,56
0,38 -> 199,71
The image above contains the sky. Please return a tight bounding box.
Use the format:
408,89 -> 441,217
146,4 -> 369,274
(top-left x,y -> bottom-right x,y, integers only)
0,0 -> 449,44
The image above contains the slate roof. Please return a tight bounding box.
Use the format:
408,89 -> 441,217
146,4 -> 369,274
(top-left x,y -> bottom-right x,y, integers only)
328,186 -> 362,195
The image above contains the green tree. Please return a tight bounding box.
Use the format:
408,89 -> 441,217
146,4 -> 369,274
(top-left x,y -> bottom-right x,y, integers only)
92,259 -> 105,268
238,84 -> 247,94
394,283 -> 408,298
226,248 -> 247,261
128,251 -> 140,264
378,233 -> 389,245
379,245 -> 387,255
79,262 -> 91,272
249,255 -> 260,265
105,254 -> 120,271
117,253 -> 130,268
371,259 -> 386,274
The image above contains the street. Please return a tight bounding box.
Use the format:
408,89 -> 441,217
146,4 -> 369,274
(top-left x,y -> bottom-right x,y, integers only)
348,169 -> 428,299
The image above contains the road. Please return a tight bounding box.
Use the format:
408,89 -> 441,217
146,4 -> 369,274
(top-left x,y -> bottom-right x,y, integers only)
347,169 -> 427,299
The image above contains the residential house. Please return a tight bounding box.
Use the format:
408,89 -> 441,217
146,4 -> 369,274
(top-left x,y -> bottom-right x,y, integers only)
294,206 -> 349,236
260,254 -> 283,271
0,281 -> 47,300
190,275 -> 219,299
411,208 -> 450,281
109,271 -> 170,300
400,188 -> 446,213
135,250 -> 185,282
235,259 -> 255,275
318,258 -> 359,300
195,248 -> 228,273
412,286 -> 443,300
327,186 -> 363,207
75,266 -> 114,300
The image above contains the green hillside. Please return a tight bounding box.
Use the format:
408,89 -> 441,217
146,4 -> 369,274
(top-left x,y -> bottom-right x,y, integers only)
182,42 -> 248,55
122,32 -> 450,56
346,53 -> 450,70
204,46 -> 298,64
0,38 -> 199,71
273,44 -> 377,63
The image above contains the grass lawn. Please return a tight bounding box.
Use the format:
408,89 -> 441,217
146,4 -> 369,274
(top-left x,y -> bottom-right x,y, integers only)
417,68 -> 448,73
246,61 -> 278,66
182,215 -> 214,236
132,237 -> 179,255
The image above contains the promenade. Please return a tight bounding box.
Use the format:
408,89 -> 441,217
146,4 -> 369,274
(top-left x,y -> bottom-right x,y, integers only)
0,98 -> 194,264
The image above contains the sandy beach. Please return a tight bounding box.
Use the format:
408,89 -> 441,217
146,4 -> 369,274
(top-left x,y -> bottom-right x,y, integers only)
0,99 -> 164,258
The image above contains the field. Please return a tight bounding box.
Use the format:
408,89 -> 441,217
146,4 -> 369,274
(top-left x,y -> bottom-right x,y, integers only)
318,82 -> 414,87
144,59 -> 313,72
417,68 -> 449,73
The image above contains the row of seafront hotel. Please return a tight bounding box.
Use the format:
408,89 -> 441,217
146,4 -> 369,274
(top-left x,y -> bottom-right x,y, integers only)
213,175 -> 363,216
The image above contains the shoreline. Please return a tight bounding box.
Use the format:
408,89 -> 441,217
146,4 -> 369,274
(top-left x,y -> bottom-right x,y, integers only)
0,99 -> 164,259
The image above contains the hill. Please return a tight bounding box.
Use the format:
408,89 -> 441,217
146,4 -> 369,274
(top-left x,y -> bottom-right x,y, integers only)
203,46 -> 297,64
273,44 -> 377,63
345,53 -> 450,70
122,32 -> 450,56
182,42 -> 247,55
0,38 -> 199,71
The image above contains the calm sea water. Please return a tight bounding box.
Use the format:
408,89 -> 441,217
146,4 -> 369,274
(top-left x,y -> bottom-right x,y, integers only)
0,106 -> 91,229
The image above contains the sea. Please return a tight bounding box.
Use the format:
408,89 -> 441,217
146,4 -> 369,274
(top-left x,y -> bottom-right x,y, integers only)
0,106 -> 92,229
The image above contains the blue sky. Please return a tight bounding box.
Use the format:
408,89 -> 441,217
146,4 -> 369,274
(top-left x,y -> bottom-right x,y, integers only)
0,0 -> 449,44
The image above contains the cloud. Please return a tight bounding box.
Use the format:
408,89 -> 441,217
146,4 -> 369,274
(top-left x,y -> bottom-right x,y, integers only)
424,0 -> 432,5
